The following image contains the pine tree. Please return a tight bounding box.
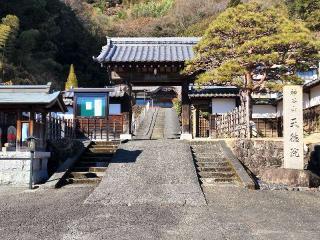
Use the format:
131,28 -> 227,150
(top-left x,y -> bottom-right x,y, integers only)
0,15 -> 19,83
65,64 -> 78,90
185,3 -> 319,122
227,0 -> 241,8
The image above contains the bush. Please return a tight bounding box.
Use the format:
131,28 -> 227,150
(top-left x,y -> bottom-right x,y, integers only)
172,98 -> 181,116
131,0 -> 173,18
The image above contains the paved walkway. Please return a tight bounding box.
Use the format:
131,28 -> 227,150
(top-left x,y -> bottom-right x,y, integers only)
0,185 -> 319,239
86,108 -> 198,206
85,139 -> 206,206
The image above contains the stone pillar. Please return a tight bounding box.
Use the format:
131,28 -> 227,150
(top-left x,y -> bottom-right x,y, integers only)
180,82 -> 192,140
283,85 -> 304,170
192,105 -> 197,138
120,83 -> 133,140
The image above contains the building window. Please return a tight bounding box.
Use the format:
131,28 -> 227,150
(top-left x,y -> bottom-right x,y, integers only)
109,104 -> 121,115
297,69 -> 318,82
76,96 -> 106,117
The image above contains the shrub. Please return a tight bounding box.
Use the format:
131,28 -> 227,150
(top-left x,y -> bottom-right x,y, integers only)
172,98 -> 181,116
131,0 -> 174,18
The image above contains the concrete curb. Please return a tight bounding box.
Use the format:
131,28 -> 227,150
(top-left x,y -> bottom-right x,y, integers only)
41,140 -> 91,189
220,141 -> 257,190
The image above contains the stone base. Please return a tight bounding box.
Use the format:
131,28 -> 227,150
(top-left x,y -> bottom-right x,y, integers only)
180,134 -> 193,140
120,134 -> 132,141
261,168 -> 320,188
0,151 -> 50,187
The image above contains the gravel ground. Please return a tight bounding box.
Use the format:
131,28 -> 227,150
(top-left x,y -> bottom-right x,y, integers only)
0,184 -> 320,239
85,139 -> 206,206
163,108 -> 181,139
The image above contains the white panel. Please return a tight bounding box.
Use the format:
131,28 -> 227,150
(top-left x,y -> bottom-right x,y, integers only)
252,105 -> 277,119
303,92 -> 310,109
310,84 -> 320,107
94,99 -> 103,116
277,100 -> 283,117
212,98 -> 236,114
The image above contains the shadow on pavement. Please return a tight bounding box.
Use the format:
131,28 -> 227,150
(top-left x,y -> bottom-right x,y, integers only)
110,149 -> 142,163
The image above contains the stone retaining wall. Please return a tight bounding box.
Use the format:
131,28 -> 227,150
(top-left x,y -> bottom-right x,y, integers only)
0,151 -> 50,186
231,139 -> 284,177
231,139 -> 317,177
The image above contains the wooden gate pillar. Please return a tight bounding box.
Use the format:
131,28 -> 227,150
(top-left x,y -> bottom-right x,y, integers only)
180,82 -> 192,140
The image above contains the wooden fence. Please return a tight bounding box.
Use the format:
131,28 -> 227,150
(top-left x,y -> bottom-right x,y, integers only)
75,114 -> 127,140
303,105 -> 320,134
207,105 -> 248,138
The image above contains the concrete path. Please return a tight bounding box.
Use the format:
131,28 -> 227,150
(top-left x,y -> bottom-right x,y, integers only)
134,108 -> 181,140
85,139 -> 206,206
1,185 -> 320,239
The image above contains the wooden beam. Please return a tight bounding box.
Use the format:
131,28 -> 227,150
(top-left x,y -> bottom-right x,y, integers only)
16,110 -> 22,147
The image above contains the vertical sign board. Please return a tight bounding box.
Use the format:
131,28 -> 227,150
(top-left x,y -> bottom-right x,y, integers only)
283,85 -> 304,170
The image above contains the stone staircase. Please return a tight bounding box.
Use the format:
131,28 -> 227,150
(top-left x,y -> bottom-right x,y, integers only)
190,141 -> 240,187
151,108 -> 165,140
66,141 -> 119,185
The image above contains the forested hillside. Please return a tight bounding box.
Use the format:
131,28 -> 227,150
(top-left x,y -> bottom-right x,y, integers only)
0,0 -> 319,89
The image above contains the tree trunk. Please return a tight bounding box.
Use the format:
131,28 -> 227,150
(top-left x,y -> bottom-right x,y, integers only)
240,88 -> 253,138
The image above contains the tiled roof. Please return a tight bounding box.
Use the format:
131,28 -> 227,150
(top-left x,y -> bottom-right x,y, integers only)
188,85 -> 240,98
94,37 -> 200,63
0,92 -> 60,104
0,82 -> 52,93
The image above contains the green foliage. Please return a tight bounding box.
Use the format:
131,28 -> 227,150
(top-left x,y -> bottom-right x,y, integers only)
183,15 -> 217,37
286,0 -> 320,30
227,0 -> 241,8
131,0 -> 174,18
172,97 -> 181,116
0,15 -> 19,82
185,3 -> 320,93
65,64 -> 79,90
0,0 -> 106,87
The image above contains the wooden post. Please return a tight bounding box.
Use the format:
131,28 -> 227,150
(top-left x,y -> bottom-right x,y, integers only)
128,83 -> 133,135
41,112 -> 47,149
29,111 -> 35,137
16,110 -> 22,148
181,82 -> 191,138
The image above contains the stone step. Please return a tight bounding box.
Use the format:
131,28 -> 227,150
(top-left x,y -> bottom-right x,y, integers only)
200,177 -> 237,184
68,178 -> 101,184
197,166 -> 233,172
193,154 -> 227,159
87,148 -> 117,154
77,161 -> 108,168
191,146 -> 221,151
89,145 -> 118,150
82,152 -> 114,157
73,166 -> 108,173
191,142 -> 221,146
69,171 -> 104,179
196,161 -> 230,167
92,141 -> 119,145
80,156 -> 111,162
198,171 -> 236,178
201,182 -> 237,188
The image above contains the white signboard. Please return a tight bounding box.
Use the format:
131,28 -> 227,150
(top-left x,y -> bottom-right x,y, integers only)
85,102 -> 93,110
94,99 -> 103,116
283,85 -> 304,170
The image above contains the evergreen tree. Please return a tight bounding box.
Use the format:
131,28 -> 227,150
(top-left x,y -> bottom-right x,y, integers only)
227,0 -> 241,8
65,64 -> 78,90
0,15 -> 19,83
185,3 -> 319,122
286,0 -> 320,31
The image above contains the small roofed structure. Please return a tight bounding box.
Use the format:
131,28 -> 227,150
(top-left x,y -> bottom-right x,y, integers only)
0,82 -> 66,151
94,37 -> 201,139
68,87 -> 130,140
